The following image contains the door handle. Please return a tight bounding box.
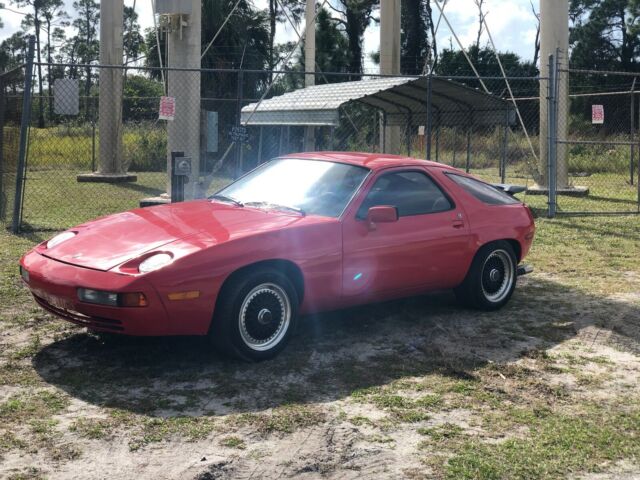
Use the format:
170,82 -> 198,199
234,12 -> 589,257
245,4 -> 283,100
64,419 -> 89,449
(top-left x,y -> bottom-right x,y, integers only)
452,212 -> 464,229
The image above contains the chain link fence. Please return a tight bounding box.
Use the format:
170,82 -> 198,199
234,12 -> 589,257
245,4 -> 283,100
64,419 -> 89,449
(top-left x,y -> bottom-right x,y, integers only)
1,60 -> 638,233
553,68 -> 640,215
0,65 -> 28,231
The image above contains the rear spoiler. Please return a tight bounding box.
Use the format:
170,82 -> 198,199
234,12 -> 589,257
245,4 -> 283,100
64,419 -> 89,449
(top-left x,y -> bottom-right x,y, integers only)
492,184 -> 527,196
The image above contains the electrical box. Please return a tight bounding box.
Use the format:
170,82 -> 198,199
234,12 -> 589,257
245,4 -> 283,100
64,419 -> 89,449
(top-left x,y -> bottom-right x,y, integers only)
155,0 -> 192,15
174,156 -> 192,176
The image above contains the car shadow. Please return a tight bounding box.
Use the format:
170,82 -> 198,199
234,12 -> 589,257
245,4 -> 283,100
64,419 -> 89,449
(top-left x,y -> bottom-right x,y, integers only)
32,277 -> 640,417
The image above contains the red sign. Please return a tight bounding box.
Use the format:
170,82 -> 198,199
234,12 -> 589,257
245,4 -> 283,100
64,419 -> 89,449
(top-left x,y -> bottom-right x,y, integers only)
159,96 -> 176,121
592,104 -> 604,124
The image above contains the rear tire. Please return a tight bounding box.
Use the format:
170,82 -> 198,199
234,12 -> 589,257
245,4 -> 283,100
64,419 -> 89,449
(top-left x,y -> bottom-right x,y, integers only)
209,268 -> 299,361
455,241 -> 517,311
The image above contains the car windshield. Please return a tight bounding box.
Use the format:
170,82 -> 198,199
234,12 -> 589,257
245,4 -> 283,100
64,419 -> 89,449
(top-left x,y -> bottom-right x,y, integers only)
214,158 -> 370,218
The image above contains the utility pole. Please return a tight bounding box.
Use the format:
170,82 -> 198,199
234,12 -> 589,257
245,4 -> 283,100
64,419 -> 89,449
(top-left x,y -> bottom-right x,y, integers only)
380,0 -> 401,154
304,0 -> 316,151
538,0 -> 571,190
166,0 -> 201,200
78,0 -> 135,183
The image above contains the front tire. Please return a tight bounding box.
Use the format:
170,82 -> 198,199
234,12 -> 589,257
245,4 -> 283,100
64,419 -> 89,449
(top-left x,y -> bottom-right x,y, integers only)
455,241 -> 517,311
210,268 -> 299,361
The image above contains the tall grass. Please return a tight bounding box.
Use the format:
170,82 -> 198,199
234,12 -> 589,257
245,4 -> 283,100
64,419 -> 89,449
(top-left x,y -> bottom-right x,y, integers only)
27,123 -> 167,172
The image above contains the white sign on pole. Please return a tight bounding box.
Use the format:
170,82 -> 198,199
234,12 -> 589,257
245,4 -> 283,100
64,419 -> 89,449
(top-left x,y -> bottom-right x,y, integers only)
418,125 -> 426,136
53,78 -> 79,116
159,96 -> 176,121
592,105 -> 604,124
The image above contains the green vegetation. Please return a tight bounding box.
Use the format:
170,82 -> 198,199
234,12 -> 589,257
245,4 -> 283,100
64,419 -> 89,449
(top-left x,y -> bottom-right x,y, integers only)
446,404 -> 640,480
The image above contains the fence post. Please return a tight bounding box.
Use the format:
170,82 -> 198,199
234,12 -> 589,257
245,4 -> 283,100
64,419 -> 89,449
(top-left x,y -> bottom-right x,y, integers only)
12,36 -> 36,234
235,69 -> 244,178
630,78 -> 636,187
500,108 -> 509,184
547,53 -> 558,219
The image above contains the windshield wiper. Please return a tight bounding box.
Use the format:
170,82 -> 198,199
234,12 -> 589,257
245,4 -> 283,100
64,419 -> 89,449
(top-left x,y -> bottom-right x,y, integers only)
244,201 -> 305,216
210,194 -> 243,207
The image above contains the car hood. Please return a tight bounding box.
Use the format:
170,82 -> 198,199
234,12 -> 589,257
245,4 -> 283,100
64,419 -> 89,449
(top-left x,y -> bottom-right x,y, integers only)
40,200 -> 309,271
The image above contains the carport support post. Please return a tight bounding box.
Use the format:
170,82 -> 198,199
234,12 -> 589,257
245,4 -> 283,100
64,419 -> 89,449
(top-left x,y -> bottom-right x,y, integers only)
426,74 -> 433,160
257,126 -> 263,164
465,116 -> 472,173
501,109 -> 509,183
435,112 -> 440,161
235,69 -> 244,178
407,113 -> 413,156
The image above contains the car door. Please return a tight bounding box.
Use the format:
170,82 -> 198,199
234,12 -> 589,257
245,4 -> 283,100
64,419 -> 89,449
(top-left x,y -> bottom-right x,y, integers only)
341,168 -> 473,299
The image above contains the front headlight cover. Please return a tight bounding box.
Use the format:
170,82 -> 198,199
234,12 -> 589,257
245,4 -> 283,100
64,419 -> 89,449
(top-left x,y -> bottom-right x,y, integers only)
138,253 -> 173,273
46,231 -> 76,249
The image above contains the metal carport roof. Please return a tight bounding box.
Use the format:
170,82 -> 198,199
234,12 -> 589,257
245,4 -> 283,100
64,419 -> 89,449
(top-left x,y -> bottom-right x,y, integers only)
240,76 -> 515,127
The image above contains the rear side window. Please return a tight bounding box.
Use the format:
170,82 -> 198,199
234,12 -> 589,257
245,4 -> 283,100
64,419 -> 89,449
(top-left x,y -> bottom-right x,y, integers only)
447,173 -> 520,205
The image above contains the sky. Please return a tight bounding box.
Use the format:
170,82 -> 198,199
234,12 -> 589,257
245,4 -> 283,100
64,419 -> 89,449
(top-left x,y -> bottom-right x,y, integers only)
0,0 -> 540,71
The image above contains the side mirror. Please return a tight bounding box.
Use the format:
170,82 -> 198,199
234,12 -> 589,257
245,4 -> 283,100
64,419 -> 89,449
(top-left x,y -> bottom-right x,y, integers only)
367,205 -> 398,230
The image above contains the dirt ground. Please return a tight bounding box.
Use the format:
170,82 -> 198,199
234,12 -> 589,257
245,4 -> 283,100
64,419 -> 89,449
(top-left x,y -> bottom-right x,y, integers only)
1,217 -> 640,479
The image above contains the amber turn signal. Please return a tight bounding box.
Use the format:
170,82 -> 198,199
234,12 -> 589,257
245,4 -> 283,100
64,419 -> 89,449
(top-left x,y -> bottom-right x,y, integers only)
119,292 -> 148,307
167,291 -> 201,301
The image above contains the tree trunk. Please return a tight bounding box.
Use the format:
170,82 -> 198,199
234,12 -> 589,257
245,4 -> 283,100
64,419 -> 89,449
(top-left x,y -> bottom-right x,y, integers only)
84,9 -> 92,118
35,9 -> 45,128
345,6 -> 363,79
269,0 -> 276,81
47,17 -> 53,120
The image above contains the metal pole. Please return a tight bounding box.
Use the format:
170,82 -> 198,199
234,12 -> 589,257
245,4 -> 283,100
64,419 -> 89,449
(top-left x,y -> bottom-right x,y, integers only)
426,74 -> 433,160
465,119 -> 472,173
630,78 -> 636,186
435,113 -> 440,161
257,126 -> 263,164
91,116 -> 96,172
501,109 -> 509,183
407,114 -> 412,156
547,53 -> 557,218
452,127 -> 457,168
12,36 -> 36,234
235,70 -> 244,177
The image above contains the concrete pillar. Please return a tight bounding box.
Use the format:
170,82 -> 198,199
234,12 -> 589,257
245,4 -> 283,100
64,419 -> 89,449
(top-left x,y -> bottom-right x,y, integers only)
99,0 -> 124,176
304,0 -> 316,151
380,0 -> 401,154
167,0 -> 201,199
78,0 -> 136,183
539,0 -> 569,188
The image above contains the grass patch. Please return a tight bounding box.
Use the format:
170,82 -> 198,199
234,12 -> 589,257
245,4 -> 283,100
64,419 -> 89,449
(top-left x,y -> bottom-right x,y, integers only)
232,405 -> 325,434
446,403 -> 640,480
220,436 -> 246,449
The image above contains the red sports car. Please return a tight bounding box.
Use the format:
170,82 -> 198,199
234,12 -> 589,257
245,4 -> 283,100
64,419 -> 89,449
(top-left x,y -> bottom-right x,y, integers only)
20,153 -> 535,360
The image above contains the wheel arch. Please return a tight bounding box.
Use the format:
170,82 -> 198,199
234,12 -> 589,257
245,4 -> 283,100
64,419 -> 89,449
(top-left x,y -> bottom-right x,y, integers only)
460,238 -> 521,285
218,259 -> 305,305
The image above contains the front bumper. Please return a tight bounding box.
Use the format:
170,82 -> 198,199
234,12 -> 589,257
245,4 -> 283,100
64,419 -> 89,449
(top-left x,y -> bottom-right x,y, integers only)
20,250 -> 171,336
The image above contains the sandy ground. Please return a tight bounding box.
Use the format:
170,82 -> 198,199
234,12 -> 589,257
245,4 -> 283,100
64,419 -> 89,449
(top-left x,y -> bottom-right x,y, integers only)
1,274 -> 640,479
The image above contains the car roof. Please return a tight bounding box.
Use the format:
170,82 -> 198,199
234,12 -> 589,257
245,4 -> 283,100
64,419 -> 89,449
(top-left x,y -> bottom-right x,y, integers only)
280,152 -> 457,172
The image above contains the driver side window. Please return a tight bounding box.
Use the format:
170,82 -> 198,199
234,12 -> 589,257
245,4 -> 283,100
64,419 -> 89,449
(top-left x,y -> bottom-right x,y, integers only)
357,170 -> 453,219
